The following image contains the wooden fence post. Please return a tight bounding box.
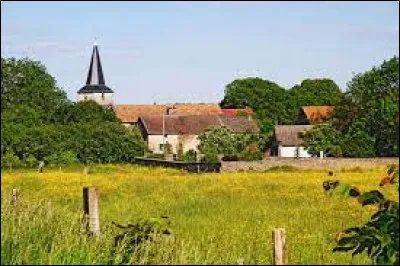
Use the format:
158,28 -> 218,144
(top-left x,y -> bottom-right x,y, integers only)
11,188 -> 18,204
273,228 -> 287,265
82,187 -> 100,238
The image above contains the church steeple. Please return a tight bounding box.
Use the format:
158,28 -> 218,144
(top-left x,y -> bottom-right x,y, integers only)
78,42 -> 114,94
77,42 -> 114,106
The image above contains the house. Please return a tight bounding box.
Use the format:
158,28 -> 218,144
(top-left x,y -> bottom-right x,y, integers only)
137,114 -> 260,155
296,106 -> 334,125
271,125 -> 315,158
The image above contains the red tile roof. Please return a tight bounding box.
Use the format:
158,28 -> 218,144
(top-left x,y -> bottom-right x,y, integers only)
301,106 -> 334,124
221,107 -> 255,117
114,103 -> 222,123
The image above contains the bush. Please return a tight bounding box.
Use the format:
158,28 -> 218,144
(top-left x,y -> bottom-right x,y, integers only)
25,154 -> 38,168
183,149 -> 197,162
1,150 -> 22,169
238,143 -> 264,161
44,150 -> 79,167
326,165 -> 399,265
200,146 -> 219,163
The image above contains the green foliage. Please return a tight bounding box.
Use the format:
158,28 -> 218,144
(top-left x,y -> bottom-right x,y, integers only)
44,151 -> 79,167
238,143 -> 264,161
220,77 -> 290,133
1,57 -> 70,115
220,77 -> 343,134
25,154 -> 38,168
183,149 -> 197,163
302,124 -> 343,157
288,78 -> 342,122
1,150 -> 22,170
200,145 -> 219,163
1,57 -> 145,165
325,165 -> 399,265
198,127 -> 237,156
333,56 -> 399,157
110,217 -> 173,265
341,118 -> 376,157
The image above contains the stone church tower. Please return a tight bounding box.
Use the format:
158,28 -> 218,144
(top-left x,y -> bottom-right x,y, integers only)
77,42 -> 114,107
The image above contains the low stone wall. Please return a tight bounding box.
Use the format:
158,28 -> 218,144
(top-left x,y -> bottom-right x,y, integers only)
134,158 -> 221,173
221,157 -> 399,172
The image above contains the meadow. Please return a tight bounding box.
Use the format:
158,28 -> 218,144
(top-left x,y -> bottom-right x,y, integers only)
1,164 -> 398,265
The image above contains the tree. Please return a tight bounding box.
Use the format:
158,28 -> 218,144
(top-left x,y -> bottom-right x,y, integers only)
287,78 -> 343,123
333,56 -> 399,156
1,57 -> 70,116
198,127 -> 237,156
220,77 -> 290,133
302,124 -> 343,157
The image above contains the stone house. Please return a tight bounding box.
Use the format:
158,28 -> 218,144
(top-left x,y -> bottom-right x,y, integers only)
137,114 -> 260,155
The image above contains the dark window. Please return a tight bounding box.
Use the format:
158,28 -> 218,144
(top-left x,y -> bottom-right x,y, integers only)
101,93 -> 105,100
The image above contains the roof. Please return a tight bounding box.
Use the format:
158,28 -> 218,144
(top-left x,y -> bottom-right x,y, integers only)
301,106 -> 334,124
114,103 -> 223,123
221,107 -> 255,117
78,44 -> 114,94
139,114 -> 259,135
219,115 -> 259,133
274,125 -> 314,146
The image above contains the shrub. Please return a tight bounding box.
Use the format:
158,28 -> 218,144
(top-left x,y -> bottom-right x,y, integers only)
238,143 -> 264,161
44,151 -> 79,167
325,165 -> 399,265
200,146 -> 219,163
183,149 -> 197,162
25,154 -> 38,168
1,150 -> 22,169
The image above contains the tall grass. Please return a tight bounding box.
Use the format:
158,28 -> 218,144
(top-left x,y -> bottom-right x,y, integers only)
1,164 -> 397,264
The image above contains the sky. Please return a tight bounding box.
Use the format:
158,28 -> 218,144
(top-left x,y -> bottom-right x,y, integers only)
1,1 -> 399,104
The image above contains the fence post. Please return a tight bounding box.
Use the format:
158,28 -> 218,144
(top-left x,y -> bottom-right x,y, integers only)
273,228 -> 287,265
11,188 -> 18,204
82,186 -> 100,238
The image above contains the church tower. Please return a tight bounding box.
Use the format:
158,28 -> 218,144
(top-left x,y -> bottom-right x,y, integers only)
77,42 -> 114,107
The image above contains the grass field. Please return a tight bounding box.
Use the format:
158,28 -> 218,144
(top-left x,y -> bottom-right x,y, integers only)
1,164 -> 398,265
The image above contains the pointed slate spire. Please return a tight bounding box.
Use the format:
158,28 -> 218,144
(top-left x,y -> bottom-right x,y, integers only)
78,42 -> 114,94
86,43 -> 105,85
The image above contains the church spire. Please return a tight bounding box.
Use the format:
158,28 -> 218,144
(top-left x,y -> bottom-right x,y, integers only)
86,42 -> 105,85
78,42 -> 114,94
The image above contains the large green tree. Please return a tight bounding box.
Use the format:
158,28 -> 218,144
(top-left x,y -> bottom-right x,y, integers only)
1,57 -> 145,167
220,77 -> 291,133
287,78 -> 343,122
333,56 -> 399,156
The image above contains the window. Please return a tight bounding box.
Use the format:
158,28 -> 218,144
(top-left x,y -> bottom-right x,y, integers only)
101,93 -> 105,100
159,144 -> 164,151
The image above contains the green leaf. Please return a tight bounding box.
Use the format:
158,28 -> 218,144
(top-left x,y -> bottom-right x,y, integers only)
358,190 -> 385,206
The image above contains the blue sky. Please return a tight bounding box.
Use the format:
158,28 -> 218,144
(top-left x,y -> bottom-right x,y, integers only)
1,1 -> 399,104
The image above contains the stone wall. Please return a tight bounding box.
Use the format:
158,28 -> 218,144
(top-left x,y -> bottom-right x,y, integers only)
221,157 -> 399,172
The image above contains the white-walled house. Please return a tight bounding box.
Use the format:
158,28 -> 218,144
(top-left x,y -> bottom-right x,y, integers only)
137,114 -> 260,155
271,125 -> 316,158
